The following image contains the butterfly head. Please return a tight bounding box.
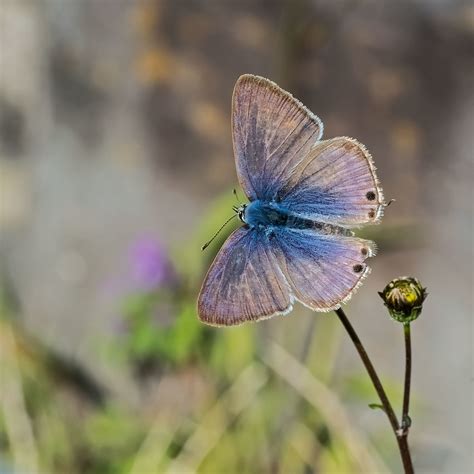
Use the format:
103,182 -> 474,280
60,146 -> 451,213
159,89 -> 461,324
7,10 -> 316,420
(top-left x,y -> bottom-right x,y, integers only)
232,204 -> 247,223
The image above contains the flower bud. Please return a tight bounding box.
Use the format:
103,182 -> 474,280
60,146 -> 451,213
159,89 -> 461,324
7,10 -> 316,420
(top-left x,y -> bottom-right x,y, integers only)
378,277 -> 427,323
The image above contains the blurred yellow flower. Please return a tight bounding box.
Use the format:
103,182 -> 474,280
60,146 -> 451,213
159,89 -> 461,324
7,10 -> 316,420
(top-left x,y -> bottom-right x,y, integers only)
137,47 -> 174,85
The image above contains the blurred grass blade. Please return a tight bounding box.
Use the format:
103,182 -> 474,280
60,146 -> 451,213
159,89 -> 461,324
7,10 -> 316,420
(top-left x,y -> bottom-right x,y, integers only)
165,364 -> 268,474
0,322 -> 39,473
129,406 -> 182,474
262,342 -> 389,474
288,422 -> 324,466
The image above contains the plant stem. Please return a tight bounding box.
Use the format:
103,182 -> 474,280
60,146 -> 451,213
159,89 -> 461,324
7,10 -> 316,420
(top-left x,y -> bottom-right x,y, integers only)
334,307 -> 414,474
402,323 -> 412,433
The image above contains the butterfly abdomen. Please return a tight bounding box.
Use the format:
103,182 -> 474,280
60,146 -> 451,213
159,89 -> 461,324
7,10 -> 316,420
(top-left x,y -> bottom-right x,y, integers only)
243,200 -> 351,236
287,216 -> 353,236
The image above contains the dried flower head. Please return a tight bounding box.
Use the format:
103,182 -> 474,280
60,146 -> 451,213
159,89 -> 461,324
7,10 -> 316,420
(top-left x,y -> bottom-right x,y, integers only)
378,276 -> 427,324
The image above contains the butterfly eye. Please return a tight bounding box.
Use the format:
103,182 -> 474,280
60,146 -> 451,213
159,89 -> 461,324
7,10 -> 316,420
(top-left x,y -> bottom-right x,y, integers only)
236,204 -> 247,222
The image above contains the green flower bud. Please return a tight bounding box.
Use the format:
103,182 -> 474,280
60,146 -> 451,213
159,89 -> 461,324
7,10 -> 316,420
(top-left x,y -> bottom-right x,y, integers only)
378,277 -> 427,324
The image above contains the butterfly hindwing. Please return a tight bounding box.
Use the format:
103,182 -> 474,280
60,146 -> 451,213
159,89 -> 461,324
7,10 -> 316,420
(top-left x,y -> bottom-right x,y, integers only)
232,74 -> 323,201
198,227 -> 292,326
271,227 -> 376,311
277,137 -> 384,226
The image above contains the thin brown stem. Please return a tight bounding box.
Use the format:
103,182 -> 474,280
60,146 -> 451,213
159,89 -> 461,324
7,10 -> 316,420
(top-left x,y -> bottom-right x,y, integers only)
334,307 -> 414,474
334,308 -> 399,431
402,323 -> 412,433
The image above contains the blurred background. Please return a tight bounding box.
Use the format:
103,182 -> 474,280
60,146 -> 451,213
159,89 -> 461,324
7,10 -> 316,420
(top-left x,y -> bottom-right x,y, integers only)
1,0 -> 472,473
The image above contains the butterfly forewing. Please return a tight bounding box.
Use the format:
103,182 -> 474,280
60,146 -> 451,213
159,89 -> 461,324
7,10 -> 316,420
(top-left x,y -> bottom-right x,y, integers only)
232,75 -> 323,201
198,227 -> 292,326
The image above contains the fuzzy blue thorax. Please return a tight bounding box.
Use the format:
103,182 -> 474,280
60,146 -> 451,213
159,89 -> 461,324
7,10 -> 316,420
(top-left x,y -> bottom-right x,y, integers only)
242,200 -> 288,228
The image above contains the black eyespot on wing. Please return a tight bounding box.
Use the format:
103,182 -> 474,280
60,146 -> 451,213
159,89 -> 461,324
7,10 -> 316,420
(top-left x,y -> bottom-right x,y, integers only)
353,264 -> 364,273
368,209 -> 376,219
361,247 -> 368,256
366,191 -> 376,201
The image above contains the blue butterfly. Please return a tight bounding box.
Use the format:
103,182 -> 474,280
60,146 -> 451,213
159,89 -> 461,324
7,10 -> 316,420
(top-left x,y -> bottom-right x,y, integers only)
198,75 -> 384,326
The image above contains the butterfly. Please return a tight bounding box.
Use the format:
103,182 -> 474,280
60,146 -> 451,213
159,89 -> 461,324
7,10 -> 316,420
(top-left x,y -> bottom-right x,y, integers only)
198,74 -> 384,326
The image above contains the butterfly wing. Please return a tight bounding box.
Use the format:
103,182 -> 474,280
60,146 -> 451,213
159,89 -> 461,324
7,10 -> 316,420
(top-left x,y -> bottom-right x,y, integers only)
272,227 -> 376,311
232,74 -> 323,201
198,227 -> 292,326
276,137 -> 384,226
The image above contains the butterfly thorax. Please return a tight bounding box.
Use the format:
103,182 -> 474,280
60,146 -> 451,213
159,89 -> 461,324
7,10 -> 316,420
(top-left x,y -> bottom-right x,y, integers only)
241,200 -> 352,236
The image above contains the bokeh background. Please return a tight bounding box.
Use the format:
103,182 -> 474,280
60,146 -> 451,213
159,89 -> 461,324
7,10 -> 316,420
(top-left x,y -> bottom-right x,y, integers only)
1,0 -> 472,473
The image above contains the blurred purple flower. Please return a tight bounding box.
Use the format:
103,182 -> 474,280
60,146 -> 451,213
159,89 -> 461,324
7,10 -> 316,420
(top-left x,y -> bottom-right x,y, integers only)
128,235 -> 176,291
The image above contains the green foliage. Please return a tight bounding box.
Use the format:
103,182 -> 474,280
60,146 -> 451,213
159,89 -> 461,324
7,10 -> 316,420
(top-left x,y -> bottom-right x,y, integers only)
173,191 -> 240,285
119,290 -> 212,369
369,403 -> 386,412
79,405 -> 145,474
0,189 -> 411,474
343,373 -> 404,408
208,324 -> 256,378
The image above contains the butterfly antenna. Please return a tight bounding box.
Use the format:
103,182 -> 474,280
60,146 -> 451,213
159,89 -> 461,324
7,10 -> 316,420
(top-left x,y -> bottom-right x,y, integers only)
201,214 -> 238,251
233,188 -> 241,203
385,198 -> 396,207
